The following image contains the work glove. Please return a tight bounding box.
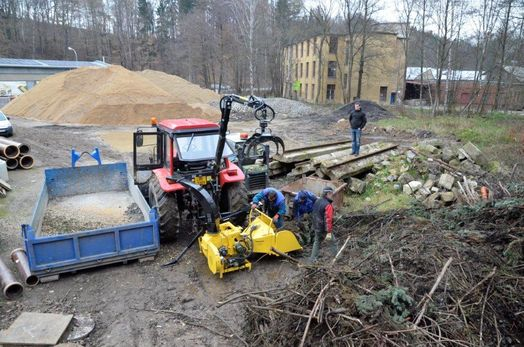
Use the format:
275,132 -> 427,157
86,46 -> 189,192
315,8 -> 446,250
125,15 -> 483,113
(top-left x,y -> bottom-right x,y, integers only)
251,203 -> 258,209
325,233 -> 333,241
273,214 -> 279,222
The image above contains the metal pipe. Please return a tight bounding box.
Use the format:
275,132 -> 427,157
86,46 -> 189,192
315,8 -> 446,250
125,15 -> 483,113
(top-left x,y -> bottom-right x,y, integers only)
0,258 -> 23,299
11,248 -> 38,286
0,156 -> 19,170
18,155 -> 34,169
0,143 -> 20,159
0,138 -> 30,155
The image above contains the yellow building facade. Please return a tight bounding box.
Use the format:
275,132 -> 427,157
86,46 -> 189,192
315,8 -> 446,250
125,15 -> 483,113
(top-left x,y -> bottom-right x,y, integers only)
282,32 -> 405,105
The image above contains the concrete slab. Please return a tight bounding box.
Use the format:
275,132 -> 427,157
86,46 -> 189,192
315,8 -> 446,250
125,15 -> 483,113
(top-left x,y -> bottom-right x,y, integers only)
0,312 -> 73,345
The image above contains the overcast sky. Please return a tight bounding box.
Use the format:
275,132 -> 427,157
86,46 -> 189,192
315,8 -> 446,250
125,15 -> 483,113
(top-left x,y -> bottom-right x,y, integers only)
303,0 -> 481,36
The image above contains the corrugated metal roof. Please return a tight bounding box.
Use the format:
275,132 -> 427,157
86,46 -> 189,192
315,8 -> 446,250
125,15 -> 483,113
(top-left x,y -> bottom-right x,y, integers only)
406,67 -> 486,81
0,58 -> 108,69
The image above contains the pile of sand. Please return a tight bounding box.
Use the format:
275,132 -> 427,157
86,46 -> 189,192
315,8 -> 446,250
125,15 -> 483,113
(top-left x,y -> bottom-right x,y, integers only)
1,65 -> 220,125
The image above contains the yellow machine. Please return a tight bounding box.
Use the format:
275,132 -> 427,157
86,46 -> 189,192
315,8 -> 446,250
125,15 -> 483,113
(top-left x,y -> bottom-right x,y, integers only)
198,209 -> 302,278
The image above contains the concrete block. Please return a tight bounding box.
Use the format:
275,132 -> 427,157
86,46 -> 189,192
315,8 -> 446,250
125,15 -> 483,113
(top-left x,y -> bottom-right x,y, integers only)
441,147 -> 455,162
408,180 -> 423,192
350,178 -> 366,194
462,142 -> 487,165
423,179 -> 434,189
0,159 -> 8,182
441,191 -> 456,203
439,173 -> 455,190
399,172 -> 415,185
423,193 -> 442,209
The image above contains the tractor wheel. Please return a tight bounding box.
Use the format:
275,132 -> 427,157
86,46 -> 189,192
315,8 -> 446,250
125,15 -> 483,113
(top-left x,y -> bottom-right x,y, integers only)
222,182 -> 249,226
149,176 -> 180,240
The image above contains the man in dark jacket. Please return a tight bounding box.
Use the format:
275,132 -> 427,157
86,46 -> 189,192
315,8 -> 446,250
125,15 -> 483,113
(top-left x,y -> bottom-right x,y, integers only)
251,188 -> 286,228
309,187 -> 337,262
293,190 -> 317,244
349,102 -> 367,156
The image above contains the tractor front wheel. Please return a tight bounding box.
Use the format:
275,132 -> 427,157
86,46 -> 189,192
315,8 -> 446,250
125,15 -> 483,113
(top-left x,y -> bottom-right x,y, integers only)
149,176 -> 180,240
221,182 -> 249,225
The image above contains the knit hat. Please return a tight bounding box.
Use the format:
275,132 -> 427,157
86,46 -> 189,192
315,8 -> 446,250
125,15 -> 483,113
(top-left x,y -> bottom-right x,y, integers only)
322,186 -> 334,196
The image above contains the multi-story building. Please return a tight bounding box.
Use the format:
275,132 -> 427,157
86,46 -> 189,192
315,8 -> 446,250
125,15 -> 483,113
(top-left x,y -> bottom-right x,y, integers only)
282,29 -> 406,105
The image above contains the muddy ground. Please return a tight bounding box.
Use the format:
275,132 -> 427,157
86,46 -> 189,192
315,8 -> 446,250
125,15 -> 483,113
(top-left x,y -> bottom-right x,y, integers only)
0,111 -> 418,346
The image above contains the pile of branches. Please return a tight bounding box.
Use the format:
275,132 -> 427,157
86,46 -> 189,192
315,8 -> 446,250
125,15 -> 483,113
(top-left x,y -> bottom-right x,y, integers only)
236,199 -> 524,346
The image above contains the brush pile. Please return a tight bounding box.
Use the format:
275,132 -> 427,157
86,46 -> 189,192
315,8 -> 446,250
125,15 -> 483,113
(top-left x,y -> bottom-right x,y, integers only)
240,192 -> 524,346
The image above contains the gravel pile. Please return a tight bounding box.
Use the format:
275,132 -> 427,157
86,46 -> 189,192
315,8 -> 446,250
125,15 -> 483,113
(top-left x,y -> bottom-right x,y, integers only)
334,99 -> 394,121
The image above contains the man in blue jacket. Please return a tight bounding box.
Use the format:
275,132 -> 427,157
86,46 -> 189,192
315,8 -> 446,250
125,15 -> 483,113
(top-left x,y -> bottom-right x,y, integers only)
251,188 -> 286,228
293,190 -> 317,244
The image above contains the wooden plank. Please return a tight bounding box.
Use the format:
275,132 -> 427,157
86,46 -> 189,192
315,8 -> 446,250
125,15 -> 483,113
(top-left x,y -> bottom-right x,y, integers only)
0,178 -> 11,191
324,150 -> 396,180
273,142 -> 352,163
321,143 -> 398,169
268,161 -> 282,169
282,139 -> 351,154
0,312 -> 73,345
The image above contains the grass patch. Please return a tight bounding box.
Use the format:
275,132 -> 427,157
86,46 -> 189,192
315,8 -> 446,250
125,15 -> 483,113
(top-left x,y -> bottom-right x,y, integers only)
375,111 -> 523,149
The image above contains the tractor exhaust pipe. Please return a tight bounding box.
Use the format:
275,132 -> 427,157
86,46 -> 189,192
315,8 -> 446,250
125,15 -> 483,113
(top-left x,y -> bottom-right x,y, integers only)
0,156 -> 18,170
18,155 -> 34,170
11,248 -> 39,286
0,143 -> 20,159
0,138 -> 30,155
0,258 -> 23,299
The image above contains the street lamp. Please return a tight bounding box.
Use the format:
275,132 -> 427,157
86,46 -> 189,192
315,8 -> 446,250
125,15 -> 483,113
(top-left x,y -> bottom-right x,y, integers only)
67,46 -> 78,62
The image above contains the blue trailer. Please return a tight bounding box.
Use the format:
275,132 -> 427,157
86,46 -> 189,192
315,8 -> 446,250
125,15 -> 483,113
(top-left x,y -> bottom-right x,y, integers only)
22,162 -> 160,282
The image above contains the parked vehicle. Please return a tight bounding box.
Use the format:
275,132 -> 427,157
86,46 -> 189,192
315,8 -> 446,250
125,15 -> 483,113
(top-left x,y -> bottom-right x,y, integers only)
0,110 -> 13,137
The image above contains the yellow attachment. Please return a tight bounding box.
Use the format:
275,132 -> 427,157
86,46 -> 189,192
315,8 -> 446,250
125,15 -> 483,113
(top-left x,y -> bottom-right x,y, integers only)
198,210 -> 302,278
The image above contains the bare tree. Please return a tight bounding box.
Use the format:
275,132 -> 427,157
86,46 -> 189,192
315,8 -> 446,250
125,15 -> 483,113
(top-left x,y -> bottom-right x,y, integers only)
230,0 -> 262,95
493,0 -> 514,110
356,0 -> 380,99
309,2 -> 335,103
397,0 -> 418,104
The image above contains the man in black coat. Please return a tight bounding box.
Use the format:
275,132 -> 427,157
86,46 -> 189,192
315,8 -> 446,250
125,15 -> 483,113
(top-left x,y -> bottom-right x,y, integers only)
309,187 -> 338,262
349,102 -> 367,156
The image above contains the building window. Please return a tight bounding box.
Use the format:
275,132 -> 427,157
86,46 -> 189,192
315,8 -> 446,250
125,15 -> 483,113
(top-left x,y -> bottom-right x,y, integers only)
295,64 -> 298,79
345,44 -> 349,65
311,84 -> 315,99
344,73 -> 348,89
305,84 -> 309,99
312,61 -> 316,78
299,83 -> 302,98
329,36 -> 338,54
301,42 -> 304,57
328,61 -> 336,78
326,84 -> 336,100
300,63 -> 303,77
306,62 -> 309,78
295,44 -> 298,59
380,86 -> 388,102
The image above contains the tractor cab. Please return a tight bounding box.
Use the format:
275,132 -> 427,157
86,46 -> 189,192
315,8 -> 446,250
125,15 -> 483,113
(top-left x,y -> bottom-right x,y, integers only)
133,117 -> 248,239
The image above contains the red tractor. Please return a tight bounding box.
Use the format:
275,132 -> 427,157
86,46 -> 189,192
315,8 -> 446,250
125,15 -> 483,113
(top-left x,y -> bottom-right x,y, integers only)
133,95 -> 271,238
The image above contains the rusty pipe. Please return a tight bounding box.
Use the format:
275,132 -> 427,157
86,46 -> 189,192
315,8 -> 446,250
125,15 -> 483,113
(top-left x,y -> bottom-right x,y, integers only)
0,258 -> 23,299
0,143 -> 19,159
18,155 -> 34,169
0,138 -> 30,155
11,248 -> 38,286
0,156 -> 18,170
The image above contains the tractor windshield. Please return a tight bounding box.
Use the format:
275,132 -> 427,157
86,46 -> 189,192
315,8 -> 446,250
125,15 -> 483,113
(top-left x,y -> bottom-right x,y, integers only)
175,133 -> 234,161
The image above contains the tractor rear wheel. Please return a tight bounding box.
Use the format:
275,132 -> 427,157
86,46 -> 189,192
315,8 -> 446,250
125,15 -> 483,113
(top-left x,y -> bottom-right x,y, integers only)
149,176 -> 180,240
221,182 -> 249,226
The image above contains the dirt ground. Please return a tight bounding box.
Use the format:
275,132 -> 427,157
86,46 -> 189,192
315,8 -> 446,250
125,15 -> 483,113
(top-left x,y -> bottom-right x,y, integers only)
0,108 -> 451,346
